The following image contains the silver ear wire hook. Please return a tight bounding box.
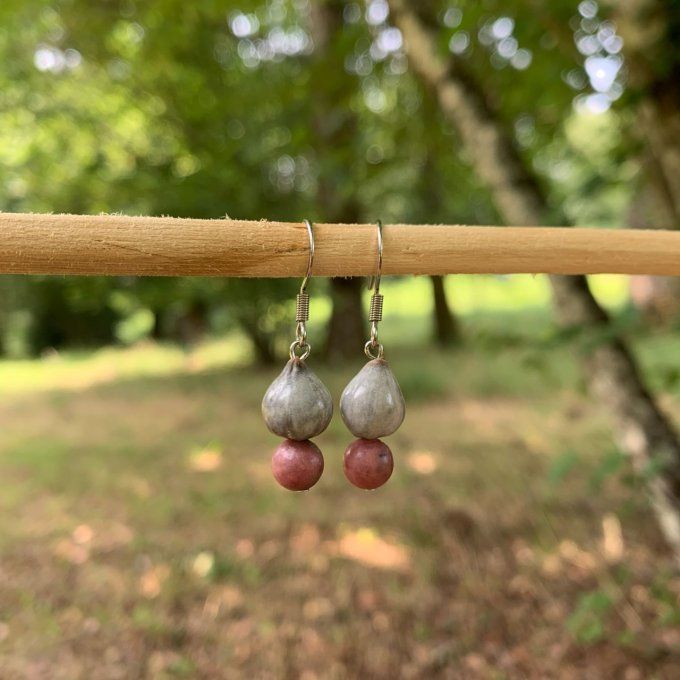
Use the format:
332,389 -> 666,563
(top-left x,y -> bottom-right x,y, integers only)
300,218 -> 314,295
365,220 -> 385,360
367,219 -> 383,294
291,219 -> 314,361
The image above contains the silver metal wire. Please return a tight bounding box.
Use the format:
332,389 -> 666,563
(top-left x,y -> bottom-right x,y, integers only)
290,339 -> 311,361
291,219 -> 314,361
367,219 -> 383,294
364,338 -> 384,360
368,293 -> 383,323
364,220 -> 385,359
296,291 -> 310,322
299,219 -> 314,295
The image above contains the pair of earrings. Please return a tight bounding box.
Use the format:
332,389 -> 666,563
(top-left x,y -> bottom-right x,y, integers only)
261,220 -> 405,491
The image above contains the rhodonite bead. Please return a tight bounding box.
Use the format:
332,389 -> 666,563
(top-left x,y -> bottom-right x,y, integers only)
262,358 -> 333,441
343,438 -> 393,490
271,439 -> 324,491
340,359 -> 405,439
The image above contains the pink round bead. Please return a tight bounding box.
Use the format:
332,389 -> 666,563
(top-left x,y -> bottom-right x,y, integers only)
343,438 -> 393,490
272,439 -> 324,491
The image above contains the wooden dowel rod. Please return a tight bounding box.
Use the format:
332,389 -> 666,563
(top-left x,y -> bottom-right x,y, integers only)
0,212 -> 679,277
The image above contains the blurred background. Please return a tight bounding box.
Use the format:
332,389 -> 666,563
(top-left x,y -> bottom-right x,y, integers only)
0,1 -> 679,678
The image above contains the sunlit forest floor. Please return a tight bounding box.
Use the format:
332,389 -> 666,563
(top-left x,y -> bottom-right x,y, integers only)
0,304 -> 679,678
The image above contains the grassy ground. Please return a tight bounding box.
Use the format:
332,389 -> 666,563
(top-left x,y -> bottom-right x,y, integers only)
0,299 -> 678,678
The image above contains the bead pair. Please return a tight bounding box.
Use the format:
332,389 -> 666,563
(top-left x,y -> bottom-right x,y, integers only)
261,220 -> 405,491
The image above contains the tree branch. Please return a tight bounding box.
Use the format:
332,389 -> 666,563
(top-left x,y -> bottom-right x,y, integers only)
390,0 -> 680,561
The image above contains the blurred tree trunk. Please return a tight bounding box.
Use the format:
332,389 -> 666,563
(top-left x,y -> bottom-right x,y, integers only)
237,315 -> 277,366
325,276 -> 365,361
616,0 -> 680,223
308,1 -> 365,361
616,0 -> 680,321
628,181 -> 680,322
390,0 -> 680,560
430,275 -> 459,347
416,110 -> 461,346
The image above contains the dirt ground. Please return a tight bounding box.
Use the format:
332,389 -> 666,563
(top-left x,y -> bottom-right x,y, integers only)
0,336 -> 678,679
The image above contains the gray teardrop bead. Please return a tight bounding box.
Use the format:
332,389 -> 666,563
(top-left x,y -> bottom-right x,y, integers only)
340,358 -> 405,439
262,358 -> 333,441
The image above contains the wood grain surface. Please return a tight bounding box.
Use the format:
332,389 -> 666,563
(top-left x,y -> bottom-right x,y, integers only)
1,212 -> 678,276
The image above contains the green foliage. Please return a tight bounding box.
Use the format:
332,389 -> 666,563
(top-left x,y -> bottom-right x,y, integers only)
588,449 -> 628,492
651,572 -> 680,627
547,449 -> 581,486
567,589 -> 615,643
0,0 -> 646,356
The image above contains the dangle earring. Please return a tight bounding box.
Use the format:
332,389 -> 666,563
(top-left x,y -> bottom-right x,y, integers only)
261,220 -> 332,491
340,221 -> 405,489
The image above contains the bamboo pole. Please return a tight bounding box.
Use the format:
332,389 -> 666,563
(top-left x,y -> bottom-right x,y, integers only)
0,212 -> 679,277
